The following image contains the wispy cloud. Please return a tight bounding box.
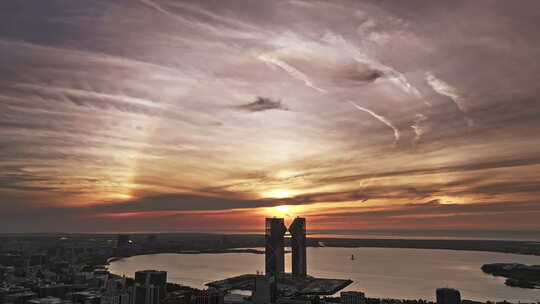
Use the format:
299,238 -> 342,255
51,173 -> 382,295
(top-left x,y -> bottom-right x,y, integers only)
426,72 -> 473,126
138,0 -> 258,39
411,114 -> 428,141
348,101 -> 400,141
1,0 -> 540,232
258,53 -> 327,93
321,32 -> 422,99
425,72 -> 464,111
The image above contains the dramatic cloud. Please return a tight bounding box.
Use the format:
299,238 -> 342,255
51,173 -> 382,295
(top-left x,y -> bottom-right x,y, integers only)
1,0 -> 540,232
236,97 -> 288,112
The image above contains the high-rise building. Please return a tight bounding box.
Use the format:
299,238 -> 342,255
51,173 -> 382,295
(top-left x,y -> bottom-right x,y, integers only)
133,270 -> 167,304
253,276 -> 274,304
436,288 -> 461,304
340,291 -> 366,304
265,218 -> 287,278
288,217 -> 307,277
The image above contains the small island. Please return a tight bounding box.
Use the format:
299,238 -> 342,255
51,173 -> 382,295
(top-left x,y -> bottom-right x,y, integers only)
481,263 -> 540,289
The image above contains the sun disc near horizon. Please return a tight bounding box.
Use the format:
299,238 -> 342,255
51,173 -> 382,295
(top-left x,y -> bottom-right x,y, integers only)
276,205 -> 290,213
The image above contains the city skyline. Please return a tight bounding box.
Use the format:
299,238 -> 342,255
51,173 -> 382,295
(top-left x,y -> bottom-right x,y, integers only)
1,0 -> 540,232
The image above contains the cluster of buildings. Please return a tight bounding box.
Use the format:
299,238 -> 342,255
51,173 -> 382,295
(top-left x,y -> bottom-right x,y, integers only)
258,217 -> 308,304
2,261 -> 226,304
210,217 -> 350,303
0,262 -> 165,304
0,235 -> 171,304
209,218 -> 463,304
265,217 -> 307,279
0,218 -> 464,304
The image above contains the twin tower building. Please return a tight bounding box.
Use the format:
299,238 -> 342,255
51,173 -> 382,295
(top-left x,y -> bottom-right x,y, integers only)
265,217 -> 307,278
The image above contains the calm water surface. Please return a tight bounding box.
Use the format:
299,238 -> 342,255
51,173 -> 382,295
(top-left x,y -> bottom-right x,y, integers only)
108,247 -> 540,302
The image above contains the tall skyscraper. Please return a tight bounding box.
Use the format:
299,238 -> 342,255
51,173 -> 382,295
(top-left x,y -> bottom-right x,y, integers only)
288,217 -> 307,277
265,218 -> 287,277
436,288 -> 461,304
133,270 -> 167,304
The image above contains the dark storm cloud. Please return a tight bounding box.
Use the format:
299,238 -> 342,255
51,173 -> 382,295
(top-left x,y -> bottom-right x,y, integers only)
0,191 -> 277,233
236,97 -> 288,112
91,193 -> 277,213
8,176 -> 538,218
1,190 -> 539,233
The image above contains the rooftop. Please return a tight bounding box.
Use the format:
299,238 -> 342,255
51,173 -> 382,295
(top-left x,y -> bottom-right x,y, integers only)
207,273 -> 352,296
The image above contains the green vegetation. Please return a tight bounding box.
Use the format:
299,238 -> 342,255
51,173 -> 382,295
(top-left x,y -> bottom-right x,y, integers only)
481,263 -> 540,289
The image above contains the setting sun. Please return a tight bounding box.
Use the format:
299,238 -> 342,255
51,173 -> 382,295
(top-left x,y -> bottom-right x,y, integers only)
2,1 -> 539,302
276,205 -> 290,213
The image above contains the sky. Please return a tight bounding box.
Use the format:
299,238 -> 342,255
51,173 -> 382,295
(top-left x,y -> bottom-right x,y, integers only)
1,0 -> 540,233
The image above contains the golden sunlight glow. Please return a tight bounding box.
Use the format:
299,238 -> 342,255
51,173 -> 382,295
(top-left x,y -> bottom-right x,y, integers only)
436,196 -> 465,204
264,189 -> 294,198
105,193 -> 133,200
269,204 -> 293,218
276,205 -> 290,213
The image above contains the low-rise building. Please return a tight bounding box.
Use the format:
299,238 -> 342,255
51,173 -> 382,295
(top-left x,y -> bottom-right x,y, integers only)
4,291 -> 37,304
192,289 -> 224,304
27,296 -> 73,304
68,290 -> 102,304
340,291 -> 366,304
100,290 -> 131,304
436,288 -> 461,304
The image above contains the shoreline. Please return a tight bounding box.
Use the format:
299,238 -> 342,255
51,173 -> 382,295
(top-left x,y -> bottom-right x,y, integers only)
108,272 -> 527,304
313,238 -> 540,256
107,248 -> 264,263
106,247 -> 540,302
108,237 -> 540,263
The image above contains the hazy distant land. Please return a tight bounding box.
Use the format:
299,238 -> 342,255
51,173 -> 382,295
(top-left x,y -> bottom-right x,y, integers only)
4,232 -> 540,301
313,237 -> 540,256
2,232 -> 540,257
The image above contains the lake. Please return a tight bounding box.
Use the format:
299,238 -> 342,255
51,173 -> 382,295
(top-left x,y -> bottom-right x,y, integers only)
108,247 -> 540,302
